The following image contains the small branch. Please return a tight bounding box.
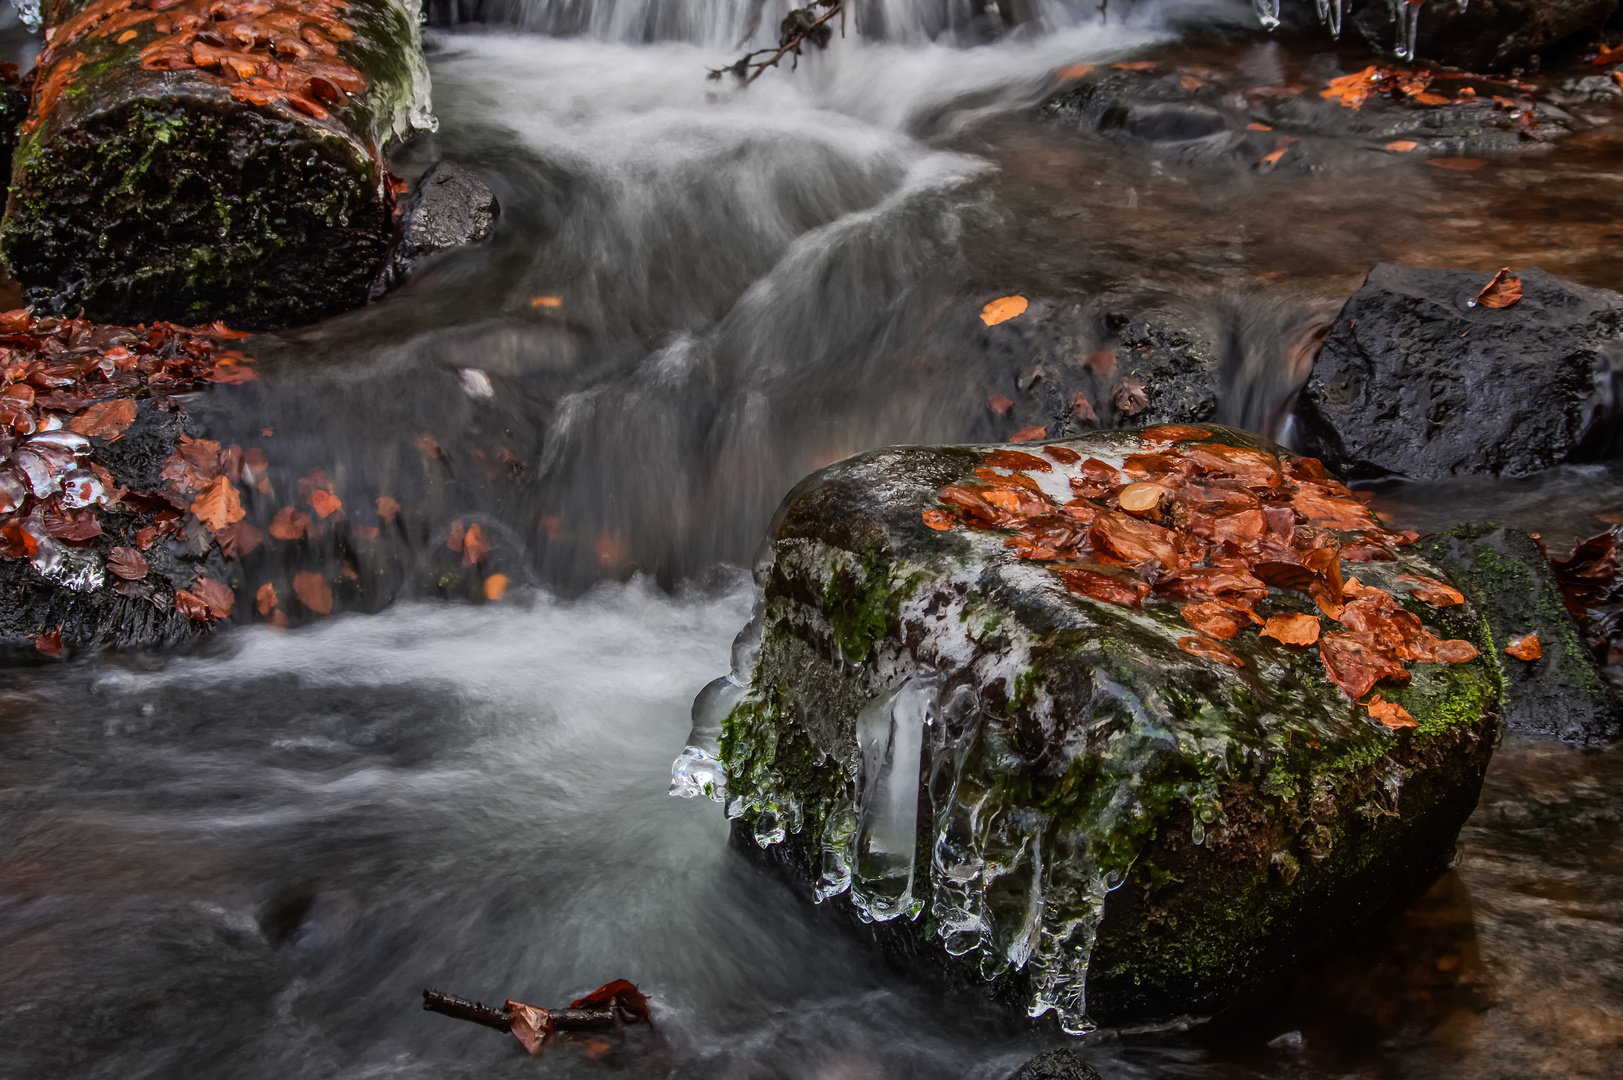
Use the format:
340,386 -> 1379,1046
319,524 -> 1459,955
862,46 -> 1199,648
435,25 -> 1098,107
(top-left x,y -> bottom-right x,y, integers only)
708,1 -> 845,87
422,989 -> 510,1032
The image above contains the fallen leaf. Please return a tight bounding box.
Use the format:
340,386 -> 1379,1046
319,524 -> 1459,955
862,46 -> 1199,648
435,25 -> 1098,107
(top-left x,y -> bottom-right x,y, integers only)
1428,158 -> 1485,171
1473,267 -> 1522,309
1256,146 -> 1289,167
293,571 -> 333,615
1090,508 -> 1179,569
463,523 -> 490,566
1410,91 -> 1451,105
530,295 -> 563,308
1069,392 -> 1097,424
1180,74 -> 1203,91
1056,63 -> 1094,79
446,519 -> 466,553
984,449 -> 1052,472
571,979 -> 652,1025
922,508 -> 954,530
1385,139 -> 1419,151
174,588 -> 214,622
1112,60 -> 1158,70
68,398 -> 136,439
191,474 -> 246,531
484,573 -> 510,600
1141,425 -> 1211,445
1113,377 -> 1149,416
215,520 -> 263,559
1505,632 -> 1541,660
980,296 -> 1028,326
191,576 -> 235,619
1320,630 -> 1410,700
987,393 -> 1014,415
269,506 -> 310,541
353,524 -> 379,541
1261,612 -> 1320,645
310,489 -> 342,518
1246,121 -> 1272,130
34,628 -> 62,656
376,496 -> 400,522
1057,565 -> 1149,607
256,581 -> 277,615
1180,601 -> 1247,639
107,546 -> 148,580
1010,426 -> 1047,443
1320,65 -> 1380,109
1434,638 -> 1480,663
1366,693 -> 1417,729
506,999 -> 551,1056
1044,446 -> 1082,464
1117,482 -> 1167,513
1178,635 -> 1245,667
1398,572 -> 1465,606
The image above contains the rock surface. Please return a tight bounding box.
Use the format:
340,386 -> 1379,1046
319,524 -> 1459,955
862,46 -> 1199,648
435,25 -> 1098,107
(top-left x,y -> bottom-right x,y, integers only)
1295,264 -> 1623,480
1420,522 -> 1623,745
1007,1048 -> 1104,1080
678,424 -> 1501,1031
1349,0 -> 1617,73
371,160 -> 499,299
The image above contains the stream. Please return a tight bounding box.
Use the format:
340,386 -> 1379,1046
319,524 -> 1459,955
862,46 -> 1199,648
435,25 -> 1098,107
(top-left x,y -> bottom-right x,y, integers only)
2,0 -> 1622,1076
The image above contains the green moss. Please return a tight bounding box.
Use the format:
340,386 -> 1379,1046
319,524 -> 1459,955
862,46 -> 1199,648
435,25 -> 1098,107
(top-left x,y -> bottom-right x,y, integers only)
819,546 -> 922,664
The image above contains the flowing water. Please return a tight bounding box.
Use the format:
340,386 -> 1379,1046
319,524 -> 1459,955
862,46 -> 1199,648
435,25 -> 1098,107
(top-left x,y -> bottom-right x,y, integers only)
3,0 -> 1623,1076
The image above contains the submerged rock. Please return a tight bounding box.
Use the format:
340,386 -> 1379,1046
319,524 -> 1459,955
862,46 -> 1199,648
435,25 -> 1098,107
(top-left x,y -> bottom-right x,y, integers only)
1419,523 -> 1622,745
1348,0 -> 1616,73
370,160 -> 499,299
1296,264 -> 1623,480
1007,1048 -> 1104,1080
677,425 -> 1500,1030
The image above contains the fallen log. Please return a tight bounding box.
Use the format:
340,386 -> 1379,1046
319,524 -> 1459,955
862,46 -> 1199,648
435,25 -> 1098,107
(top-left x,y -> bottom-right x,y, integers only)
0,0 -> 434,330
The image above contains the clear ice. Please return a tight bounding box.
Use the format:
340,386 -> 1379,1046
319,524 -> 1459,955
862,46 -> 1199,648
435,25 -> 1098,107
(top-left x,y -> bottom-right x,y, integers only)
1251,0 -> 1282,30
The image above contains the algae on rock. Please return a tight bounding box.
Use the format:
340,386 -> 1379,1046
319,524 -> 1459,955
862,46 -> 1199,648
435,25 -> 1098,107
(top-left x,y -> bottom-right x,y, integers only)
674,426 -> 1501,1031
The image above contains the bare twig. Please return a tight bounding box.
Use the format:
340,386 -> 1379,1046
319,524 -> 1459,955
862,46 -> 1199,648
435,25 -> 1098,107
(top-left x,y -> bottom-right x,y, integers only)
709,0 -> 845,86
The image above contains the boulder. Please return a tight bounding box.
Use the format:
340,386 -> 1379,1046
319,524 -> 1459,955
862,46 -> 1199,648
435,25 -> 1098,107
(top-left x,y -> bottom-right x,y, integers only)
676,424 -> 1501,1030
1295,264 -> 1623,480
370,160 -> 499,299
1349,0 -> 1617,72
1007,1048 -> 1104,1080
1419,523 -> 1622,744
0,0 -> 433,329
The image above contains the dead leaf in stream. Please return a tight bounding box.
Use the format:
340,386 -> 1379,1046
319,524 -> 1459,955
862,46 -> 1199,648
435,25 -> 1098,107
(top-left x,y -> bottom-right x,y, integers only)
293,571 -> 333,615
191,475 -> 245,532
1262,612 -> 1321,645
68,398 -> 137,439
1366,693 -> 1417,729
1505,632 -> 1542,660
980,296 -> 1028,326
1473,267 -> 1523,309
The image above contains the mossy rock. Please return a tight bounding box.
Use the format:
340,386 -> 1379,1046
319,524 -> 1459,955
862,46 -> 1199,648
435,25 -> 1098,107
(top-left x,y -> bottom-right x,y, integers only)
707,426 -> 1501,1032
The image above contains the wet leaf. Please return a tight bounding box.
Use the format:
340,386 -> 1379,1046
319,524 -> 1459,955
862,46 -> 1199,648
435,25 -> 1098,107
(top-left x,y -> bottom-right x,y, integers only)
1177,635 -> 1245,668
68,398 -> 136,439
191,474 -> 246,532
1434,638 -> 1480,663
980,296 -> 1028,326
1473,267 -> 1522,309
1320,630 -> 1410,700
293,571 -> 333,615
1117,482 -> 1167,513
353,524 -> 379,541
1056,565 -> 1149,608
505,1000 -> 551,1056
1055,63 -> 1094,79
1503,632 -> 1541,661
376,496 -> 400,522
174,588 -> 213,622
1010,425 -> 1047,443
987,393 -> 1014,415
215,520 -> 263,559
1180,601 -> 1247,640
922,508 -> 954,531
1069,391 -> 1097,425
463,523 -> 490,566
1397,572 -> 1464,606
1044,446 -> 1081,464
484,573 -> 510,600
446,519 -> 466,553
1141,425 -> 1211,446
1427,158 -> 1485,171
1112,378 -> 1149,416
269,506 -> 311,540
572,979 -> 652,1025
107,546 -> 148,580
1320,65 -> 1380,109
1365,693 -> 1417,729
1261,612 -> 1320,645
530,296 -> 563,308
984,449 -> 1052,473
1081,349 -> 1117,376
1384,140 -> 1419,151
191,576 -> 234,619
310,489 -> 342,519
34,628 -> 62,656
256,581 -> 277,616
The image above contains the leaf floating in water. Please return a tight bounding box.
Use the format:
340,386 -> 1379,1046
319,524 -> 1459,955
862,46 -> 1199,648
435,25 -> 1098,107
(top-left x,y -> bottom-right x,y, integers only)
1428,158 -> 1486,171
1385,139 -> 1419,151
1010,426 -> 1046,443
191,474 -> 245,532
986,393 -> 1014,416
269,506 -> 310,540
1365,693 -> 1417,729
310,488 -> 342,519
1472,267 -> 1523,309
293,571 -> 332,615
483,573 -> 509,600
980,296 -> 1027,327
1262,612 -> 1321,645
1055,63 -> 1094,80
1178,635 -> 1245,667
921,509 -> 954,531
1505,632 -> 1542,660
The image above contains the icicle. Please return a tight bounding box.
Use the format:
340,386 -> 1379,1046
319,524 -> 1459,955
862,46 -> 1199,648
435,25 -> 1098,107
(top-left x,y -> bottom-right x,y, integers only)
850,676 -> 939,922
669,674 -> 742,800
1326,0 -> 1344,38
1251,0 -> 1281,30
928,685 -> 989,956
1394,0 -> 1421,62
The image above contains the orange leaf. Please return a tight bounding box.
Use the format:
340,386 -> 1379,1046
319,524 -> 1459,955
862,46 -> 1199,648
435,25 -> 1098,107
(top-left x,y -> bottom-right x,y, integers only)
376,496 -> 400,522
293,571 -> 333,615
1112,60 -> 1158,71
1504,632 -> 1542,661
1473,267 -> 1522,309
1256,146 -> 1288,167
174,588 -> 213,622
1428,158 -> 1485,171
256,581 -> 277,615
191,475 -> 246,532
1177,635 -> 1245,668
530,295 -> 563,308
68,398 -> 136,439
1366,693 -> 1417,729
1117,482 -> 1167,513
1384,140 -> 1418,152
1180,601 -> 1247,640
1056,63 -> 1094,79
484,573 -> 510,600
1261,612 -> 1320,645
1010,426 -> 1047,443
34,628 -> 62,657
1246,122 -> 1272,130
1397,572 -> 1464,606
987,393 -> 1014,415
268,506 -> 310,541
463,523 -> 490,566
1410,91 -> 1451,105
922,508 -> 954,531
310,489 -> 342,519
191,576 -> 235,619
980,296 -> 1027,326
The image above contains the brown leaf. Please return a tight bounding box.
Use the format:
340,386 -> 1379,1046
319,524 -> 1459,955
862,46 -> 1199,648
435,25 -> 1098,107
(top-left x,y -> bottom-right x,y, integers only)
1384,140 -> 1419,151
1056,565 -> 1149,608
310,488 -> 342,519
1009,426 -> 1047,443
1117,482 -> 1167,513
922,509 -> 954,531
68,398 -> 137,439
268,506 -> 310,541
1177,635 -> 1245,668
191,474 -> 246,532
446,519 -> 466,553
506,1000 -> 551,1056
1044,446 -> 1082,465
1474,267 -> 1523,309
1397,572 -> 1464,606
376,496 -> 400,522
1113,378 -> 1149,416
1261,612 -> 1320,645
174,588 -> 214,622
1434,638 -> 1480,663
191,576 -> 234,619
293,571 -> 333,615
1180,601 -> 1248,640
987,393 -> 1014,416
34,628 -> 62,657
1140,425 -> 1211,446
215,520 -> 263,559
984,449 -> 1052,473
463,523 -> 490,566
980,296 -> 1028,326
1504,632 -> 1541,660
1089,508 -> 1179,569
1081,349 -> 1117,376
1320,630 -> 1410,700
256,581 -> 277,616
107,546 -> 148,581
1366,693 -> 1417,729
1427,158 -> 1485,171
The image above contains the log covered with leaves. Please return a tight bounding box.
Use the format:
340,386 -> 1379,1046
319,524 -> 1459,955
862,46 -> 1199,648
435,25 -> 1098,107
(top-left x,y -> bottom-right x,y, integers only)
0,308 -> 262,655
0,0 -> 431,329
697,424 -> 1501,1031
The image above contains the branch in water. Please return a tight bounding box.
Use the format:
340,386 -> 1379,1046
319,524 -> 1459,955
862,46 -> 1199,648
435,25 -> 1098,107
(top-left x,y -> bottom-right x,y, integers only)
709,1 -> 846,86
422,980 -> 652,1058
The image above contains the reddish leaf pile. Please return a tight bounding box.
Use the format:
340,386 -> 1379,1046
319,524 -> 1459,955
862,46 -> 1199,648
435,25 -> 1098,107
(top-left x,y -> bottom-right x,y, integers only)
926,427 -> 1480,703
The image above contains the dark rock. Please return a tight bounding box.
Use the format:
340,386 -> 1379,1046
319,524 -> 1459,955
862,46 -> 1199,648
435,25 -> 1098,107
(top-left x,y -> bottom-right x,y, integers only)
1349,0 -> 1617,73
1007,1048 -> 1104,1080
370,160 -> 500,299
0,63 -> 26,186
1419,523 -> 1622,745
693,425 -> 1500,1030
1295,264 -> 1623,480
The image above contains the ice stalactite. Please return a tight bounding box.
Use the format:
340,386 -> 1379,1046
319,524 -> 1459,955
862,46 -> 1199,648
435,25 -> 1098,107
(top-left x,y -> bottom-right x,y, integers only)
1251,0 -> 1282,30
851,675 -> 940,921
669,597 -> 761,802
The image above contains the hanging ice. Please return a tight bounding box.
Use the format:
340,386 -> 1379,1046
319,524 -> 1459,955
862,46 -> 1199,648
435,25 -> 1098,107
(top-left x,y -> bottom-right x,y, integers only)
1315,0 -> 1344,37
850,676 -> 940,922
1251,0 -> 1282,30
670,674 -> 741,801
1392,0 -> 1422,61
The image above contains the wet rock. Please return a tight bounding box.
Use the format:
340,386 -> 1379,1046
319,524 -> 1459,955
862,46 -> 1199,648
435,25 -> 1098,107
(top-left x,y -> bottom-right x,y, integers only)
691,425 -> 1499,1030
370,161 -> 500,299
1295,264 -> 1623,480
1007,1048 -> 1104,1080
1349,0 -> 1617,73
1419,523 -> 1622,745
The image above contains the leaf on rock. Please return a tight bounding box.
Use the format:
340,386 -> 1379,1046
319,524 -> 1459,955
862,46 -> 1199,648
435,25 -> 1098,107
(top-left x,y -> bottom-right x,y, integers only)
34,628 -> 62,656
1009,426 -> 1047,443
1473,267 -> 1522,309
1366,693 -> 1417,729
1044,446 -> 1082,465
68,398 -> 137,439
1385,140 -> 1419,151
1056,63 -> 1095,80
256,581 -> 277,615
1428,158 -> 1485,171
1262,612 -> 1320,645
1434,638 -> 1480,663
107,546 -> 148,580
980,296 -> 1028,326
1320,630 -> 1410,700
1180,601 -> 1248,640
174,588 -> 214,622
191,576 -> 235,619
922,509 -> 954,531
1112,378 -> 1149,416
984,449 -> 1052,473
1141,425 -> 1211,446
463,523 -> 490,566
1090,509 -> 1179,569
1504,632 -> 1542,661
1056,565 -> 1149,608
192,474 -> 246,531
484,573 -> 510,600
310,489 -> 342,519
269,506 -> 311,541
293,571 -> 333,615
1397,572 -> 1464,606
1177,635 -> 1245,668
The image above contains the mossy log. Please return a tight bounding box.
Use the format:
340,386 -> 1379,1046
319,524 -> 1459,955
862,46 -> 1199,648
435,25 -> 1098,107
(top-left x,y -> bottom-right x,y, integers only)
0,0 -> 432,329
